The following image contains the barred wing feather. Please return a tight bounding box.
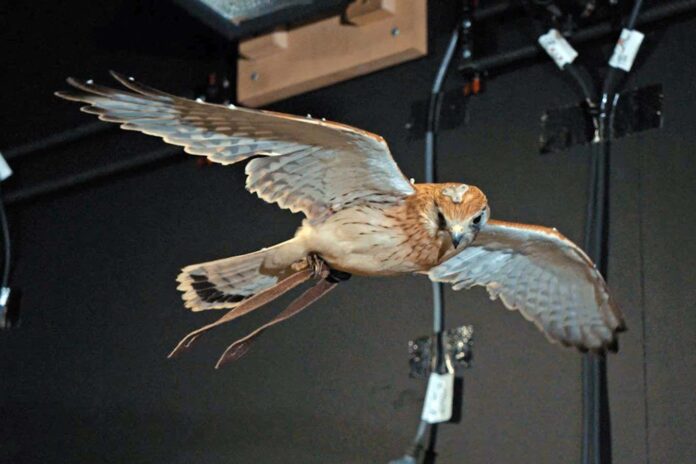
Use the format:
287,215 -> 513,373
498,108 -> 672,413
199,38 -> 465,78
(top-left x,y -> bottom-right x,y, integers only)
428,220 -> 625,351
56,72 -> 415,219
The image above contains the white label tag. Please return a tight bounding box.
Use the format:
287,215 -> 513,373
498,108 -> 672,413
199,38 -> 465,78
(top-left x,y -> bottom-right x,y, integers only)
609,29 -> 644,72
421,372 -> 454,424
538,29 -> 578,69
0,152 -> 12,181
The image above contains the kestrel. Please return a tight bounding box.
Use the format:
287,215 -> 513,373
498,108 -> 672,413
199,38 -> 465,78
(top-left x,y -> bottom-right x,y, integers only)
56,73 -> 625,366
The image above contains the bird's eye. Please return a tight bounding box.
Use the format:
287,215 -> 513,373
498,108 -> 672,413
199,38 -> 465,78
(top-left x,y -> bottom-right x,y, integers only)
437,211 -> 447,229
472,214 -> 482,225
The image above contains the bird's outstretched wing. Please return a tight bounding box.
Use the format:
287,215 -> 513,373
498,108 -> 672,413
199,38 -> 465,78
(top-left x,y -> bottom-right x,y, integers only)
55,72 -> 415,219
428,220 -> 625,351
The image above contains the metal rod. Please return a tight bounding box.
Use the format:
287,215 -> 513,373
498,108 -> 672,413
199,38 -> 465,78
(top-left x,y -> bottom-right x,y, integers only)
1,121 -> 113,161
4,146 -> 182,205
472,1 -> 518,21
463,0 -> 696,74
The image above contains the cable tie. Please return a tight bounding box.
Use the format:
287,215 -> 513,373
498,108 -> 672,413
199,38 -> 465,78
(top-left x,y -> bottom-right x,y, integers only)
0,152 -> 12,181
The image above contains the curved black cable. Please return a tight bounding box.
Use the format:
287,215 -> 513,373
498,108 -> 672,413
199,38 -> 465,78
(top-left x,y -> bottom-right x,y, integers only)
392,22 -> 463,464
0,186 -> 10,289
600,0 -> 644,124
517,3 -> 600,459
424,23 -> 461,458
425,27 -> 461,184
426,27 -> 461,366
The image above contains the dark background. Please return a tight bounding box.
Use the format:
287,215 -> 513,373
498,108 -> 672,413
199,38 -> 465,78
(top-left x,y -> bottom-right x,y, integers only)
1,1 -> 694,463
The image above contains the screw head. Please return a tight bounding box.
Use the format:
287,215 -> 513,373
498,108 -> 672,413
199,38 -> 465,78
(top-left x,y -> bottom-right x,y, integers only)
391,26 -> 400,37
250,72 -> 259,81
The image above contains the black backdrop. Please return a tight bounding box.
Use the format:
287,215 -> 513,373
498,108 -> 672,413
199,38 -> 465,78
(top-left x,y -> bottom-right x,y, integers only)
1,1 -> 694,463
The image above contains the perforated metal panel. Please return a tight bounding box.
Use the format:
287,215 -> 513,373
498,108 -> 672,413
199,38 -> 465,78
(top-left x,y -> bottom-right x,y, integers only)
174,0 -> 347,40
197,0 -> 312,23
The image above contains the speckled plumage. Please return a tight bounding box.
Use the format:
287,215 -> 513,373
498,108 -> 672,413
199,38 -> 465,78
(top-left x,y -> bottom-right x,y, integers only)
56,73 -> 625,352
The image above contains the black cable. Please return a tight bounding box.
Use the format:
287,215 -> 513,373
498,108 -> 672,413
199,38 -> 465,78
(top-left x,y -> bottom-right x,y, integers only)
426,27 -> 461,184
393,16 -> 465,464
627,0 -> 645,29
583,2 -> 645,464
425,23 -> 461,461
565,62 -> 598,104
0,186 -> 10,288
426,28 -> 460,374
518,4 -> 601,459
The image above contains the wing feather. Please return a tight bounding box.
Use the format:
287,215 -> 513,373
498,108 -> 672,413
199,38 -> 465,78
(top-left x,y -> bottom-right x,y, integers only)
55,72 -> 415,219
429,220 -> 625,351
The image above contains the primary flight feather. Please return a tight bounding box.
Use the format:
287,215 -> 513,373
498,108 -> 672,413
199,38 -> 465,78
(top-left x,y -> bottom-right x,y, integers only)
56,72 -> 625,357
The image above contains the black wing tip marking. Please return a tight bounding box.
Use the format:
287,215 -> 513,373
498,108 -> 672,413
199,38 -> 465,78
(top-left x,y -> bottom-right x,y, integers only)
186,273 -> 247,305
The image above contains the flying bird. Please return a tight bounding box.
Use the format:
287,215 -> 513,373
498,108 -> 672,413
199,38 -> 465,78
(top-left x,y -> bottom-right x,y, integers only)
56,72 -> 625,367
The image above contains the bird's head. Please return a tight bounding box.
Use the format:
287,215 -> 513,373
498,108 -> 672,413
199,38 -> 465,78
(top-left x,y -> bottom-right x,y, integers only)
422,183 -> 489,250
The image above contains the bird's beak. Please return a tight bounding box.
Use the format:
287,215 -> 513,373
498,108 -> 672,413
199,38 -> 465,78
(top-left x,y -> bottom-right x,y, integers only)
450,224 -> 464,248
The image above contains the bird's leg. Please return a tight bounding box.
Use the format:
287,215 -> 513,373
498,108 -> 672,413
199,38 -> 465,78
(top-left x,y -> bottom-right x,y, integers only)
306,253 -> 329,279
307,252 -> 352,283
168,268 -> 313,358
215,277 -> 339,368
214,254 -> 352,368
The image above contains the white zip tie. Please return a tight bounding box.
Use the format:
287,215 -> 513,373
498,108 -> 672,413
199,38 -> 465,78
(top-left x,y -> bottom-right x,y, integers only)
0,152 -> 13,181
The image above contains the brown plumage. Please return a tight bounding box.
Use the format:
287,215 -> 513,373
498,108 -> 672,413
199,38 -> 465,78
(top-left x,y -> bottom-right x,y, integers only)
55,73 -> 625,361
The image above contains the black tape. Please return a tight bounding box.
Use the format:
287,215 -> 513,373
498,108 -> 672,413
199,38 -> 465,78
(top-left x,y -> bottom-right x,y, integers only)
540,84 -> 663,154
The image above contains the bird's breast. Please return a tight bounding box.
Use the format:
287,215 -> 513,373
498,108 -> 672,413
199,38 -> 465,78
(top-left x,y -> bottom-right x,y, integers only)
297,203 -> 443,276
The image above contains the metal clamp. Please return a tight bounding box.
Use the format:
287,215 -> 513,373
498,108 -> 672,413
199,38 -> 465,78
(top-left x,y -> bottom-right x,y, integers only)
408,324 -> 473,378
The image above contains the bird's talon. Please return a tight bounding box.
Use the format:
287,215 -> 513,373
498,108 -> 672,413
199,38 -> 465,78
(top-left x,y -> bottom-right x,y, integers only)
307,253 -> 329,279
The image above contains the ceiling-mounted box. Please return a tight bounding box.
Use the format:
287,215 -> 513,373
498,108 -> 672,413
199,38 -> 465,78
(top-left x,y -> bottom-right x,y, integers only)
237,0 -> 427,107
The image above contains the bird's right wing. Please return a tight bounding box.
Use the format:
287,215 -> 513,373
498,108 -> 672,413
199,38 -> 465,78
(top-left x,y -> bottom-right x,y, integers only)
428,220 -> 625,351
55,72 -> 415,220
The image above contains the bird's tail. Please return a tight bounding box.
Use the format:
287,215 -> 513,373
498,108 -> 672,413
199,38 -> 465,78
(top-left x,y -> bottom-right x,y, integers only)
177,238 -> 308,312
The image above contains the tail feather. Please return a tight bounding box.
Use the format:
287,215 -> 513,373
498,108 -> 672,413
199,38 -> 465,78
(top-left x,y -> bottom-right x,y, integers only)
177,238 -> 306,312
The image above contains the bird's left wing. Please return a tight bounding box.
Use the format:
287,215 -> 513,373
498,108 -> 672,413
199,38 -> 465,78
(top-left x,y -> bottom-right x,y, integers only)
428,220 -> 625,351
55,72 -> 415,219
